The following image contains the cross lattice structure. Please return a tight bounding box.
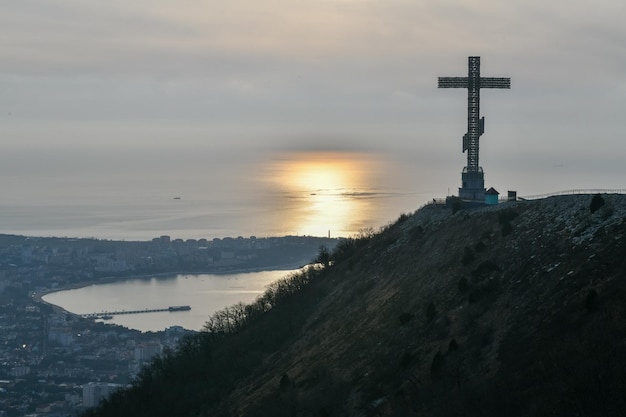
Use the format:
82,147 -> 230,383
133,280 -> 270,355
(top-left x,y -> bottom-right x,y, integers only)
438,56 -> 510,201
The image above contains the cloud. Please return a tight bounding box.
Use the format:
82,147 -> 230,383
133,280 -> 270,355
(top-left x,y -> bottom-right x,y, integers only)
2,0 -> 626,230
3,0 -> 625,83
2,0 -> 625,153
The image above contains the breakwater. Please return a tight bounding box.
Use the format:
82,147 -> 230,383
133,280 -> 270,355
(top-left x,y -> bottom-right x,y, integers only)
83,305 -> 191,319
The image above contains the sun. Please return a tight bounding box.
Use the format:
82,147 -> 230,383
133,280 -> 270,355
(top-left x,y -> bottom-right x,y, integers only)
262,151 -> 379,237
286,158 -> 351,192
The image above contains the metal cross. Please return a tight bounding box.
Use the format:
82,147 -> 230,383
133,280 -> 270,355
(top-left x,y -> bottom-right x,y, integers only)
438,56 -> 510,172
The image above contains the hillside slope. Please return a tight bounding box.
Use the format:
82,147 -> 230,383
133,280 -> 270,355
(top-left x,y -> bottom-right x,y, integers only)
86,194 -> 626,417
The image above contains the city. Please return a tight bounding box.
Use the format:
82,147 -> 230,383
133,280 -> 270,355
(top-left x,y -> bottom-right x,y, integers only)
0,234 -> 336,416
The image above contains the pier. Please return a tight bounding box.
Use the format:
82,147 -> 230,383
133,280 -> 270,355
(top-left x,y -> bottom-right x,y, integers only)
83,305 -> 191,319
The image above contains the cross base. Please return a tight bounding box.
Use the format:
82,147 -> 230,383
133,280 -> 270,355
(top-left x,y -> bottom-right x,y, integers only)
459,168 -> 485,202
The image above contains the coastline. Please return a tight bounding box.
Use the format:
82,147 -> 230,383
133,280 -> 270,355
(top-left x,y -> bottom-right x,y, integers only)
33,262 -> 307,313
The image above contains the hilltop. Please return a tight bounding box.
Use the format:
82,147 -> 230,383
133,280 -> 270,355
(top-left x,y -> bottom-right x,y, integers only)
84,194 -> 626,417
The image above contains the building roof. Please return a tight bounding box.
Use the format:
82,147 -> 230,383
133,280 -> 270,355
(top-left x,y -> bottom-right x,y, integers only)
485,187 -> 500,195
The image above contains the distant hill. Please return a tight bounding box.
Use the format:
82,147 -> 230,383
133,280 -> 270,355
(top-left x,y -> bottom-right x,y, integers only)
83,194 -> 626,417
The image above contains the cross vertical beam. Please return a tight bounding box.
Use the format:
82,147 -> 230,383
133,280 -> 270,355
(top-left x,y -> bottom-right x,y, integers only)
439,56 -> 510,172
467,56 -> 481,171
438,56 -> 510,201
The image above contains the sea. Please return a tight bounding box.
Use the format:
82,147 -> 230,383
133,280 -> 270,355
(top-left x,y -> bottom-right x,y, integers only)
2,135 -> 619,241
5,139 -> 623,332
3,141 -> 440,332
41,270 -> 299,332
0,144 -> 436,241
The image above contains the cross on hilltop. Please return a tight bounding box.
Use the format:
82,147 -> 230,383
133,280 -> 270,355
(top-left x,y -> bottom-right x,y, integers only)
438,56 -> 510,201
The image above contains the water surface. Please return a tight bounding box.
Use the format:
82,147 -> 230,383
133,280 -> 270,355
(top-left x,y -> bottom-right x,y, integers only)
42,270 -> 296,332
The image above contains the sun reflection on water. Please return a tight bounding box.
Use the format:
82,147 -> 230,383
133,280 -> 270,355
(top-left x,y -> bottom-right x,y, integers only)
262,151 -> 387,237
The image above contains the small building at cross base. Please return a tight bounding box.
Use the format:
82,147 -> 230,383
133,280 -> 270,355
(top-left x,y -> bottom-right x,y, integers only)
485,187 -> 499,205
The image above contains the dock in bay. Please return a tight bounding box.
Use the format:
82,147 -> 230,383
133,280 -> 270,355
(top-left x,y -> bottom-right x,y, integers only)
82,305 -> 191,319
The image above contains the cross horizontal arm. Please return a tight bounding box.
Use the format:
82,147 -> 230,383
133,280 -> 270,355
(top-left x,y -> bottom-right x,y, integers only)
438,77 -> 468,88
480,77 -> 511,89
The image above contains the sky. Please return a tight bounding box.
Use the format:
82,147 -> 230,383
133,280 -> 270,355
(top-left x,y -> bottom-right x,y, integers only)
2,0 -> 626,202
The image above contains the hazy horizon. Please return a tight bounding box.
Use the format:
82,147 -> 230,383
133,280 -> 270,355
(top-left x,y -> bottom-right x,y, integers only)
2,1 -> 625,240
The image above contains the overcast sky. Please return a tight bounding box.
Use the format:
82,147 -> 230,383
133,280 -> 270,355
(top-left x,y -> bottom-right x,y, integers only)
2,0 -> 626,194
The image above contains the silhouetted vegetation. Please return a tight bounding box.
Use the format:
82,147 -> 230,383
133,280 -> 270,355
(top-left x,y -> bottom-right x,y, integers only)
425,301 -> 437,322
498,208 -> 519,224
498,208 -> 518,237
474,240 -> 486,253
429,351 -> 445,379
399,351 -> 415,370
397,212 -> 411,223
398,312 -> 415,325
447,338 -> 459,353
409,225 -> 424,242
590,193 -> 605,213
82,195 -> 626,417
457,276 -> 469,292
461,246 -> 475,265
315,245 -> 331,267
467,277 -> 500,305
83,263 -> 331,417
471,260 -> 501,279
585,288 -> 598,312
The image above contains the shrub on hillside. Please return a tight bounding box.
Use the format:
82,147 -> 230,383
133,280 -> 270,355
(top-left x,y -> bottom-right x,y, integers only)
498,209 -> 518,237
448,339 -> 459,353
398,312 -> 415,325
471,261 -> 502,280
397,213 -> 410,223
426,301 -> 437,322
498,209 -> 519,225
501,222 -> 513,237
315,245 -> 331,267
589,194 -> 605,214
461,246 -> 475,265
468,277 -> 500,306
585,289 -> 598,312
430,351 -> 445,379
409,225 -> 424,242
399,351 -> 414,370
457,277 -> 469,293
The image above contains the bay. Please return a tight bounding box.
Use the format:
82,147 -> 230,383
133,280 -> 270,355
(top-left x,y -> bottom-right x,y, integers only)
42,269 -> 297,332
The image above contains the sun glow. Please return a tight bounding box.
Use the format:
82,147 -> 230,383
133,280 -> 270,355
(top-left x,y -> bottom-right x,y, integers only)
285,159 -> 352,192
263,151 -> 384,237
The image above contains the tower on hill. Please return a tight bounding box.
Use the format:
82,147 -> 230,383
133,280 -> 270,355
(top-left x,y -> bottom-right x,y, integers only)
438,56 -> 510,201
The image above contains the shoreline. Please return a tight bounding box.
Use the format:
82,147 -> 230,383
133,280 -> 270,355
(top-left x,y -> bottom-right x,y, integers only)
33,262 -> 307,313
